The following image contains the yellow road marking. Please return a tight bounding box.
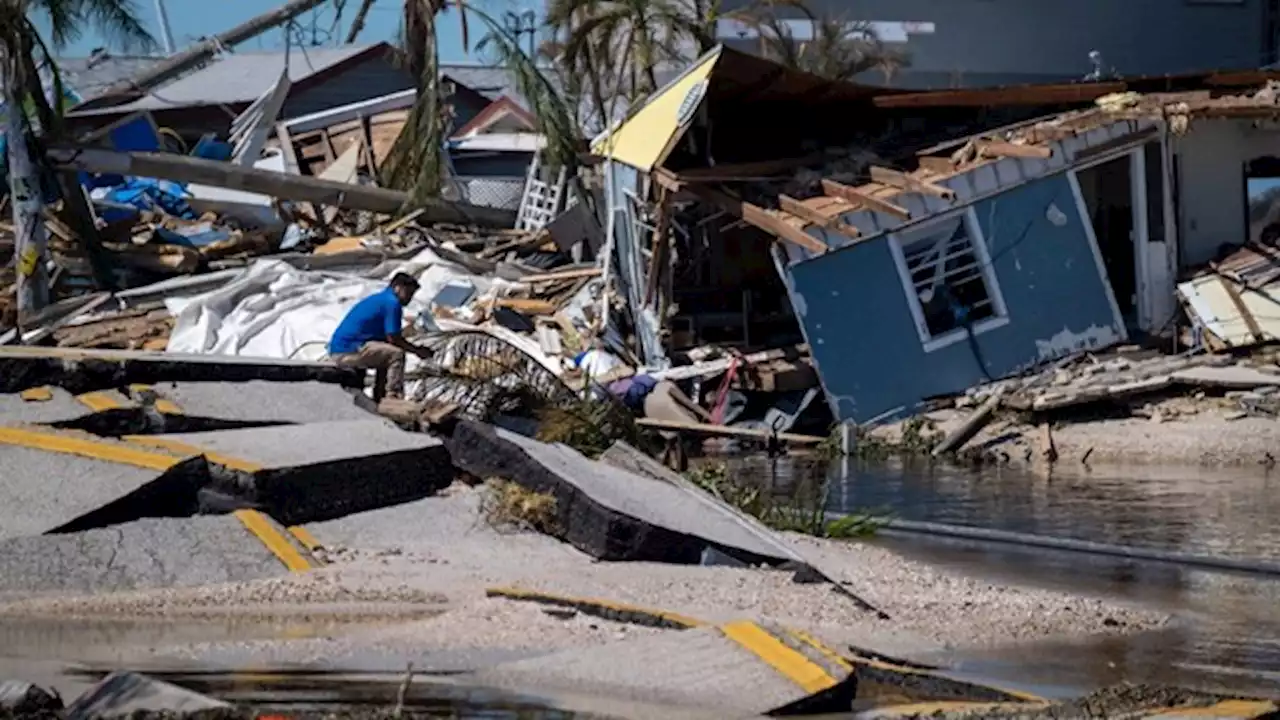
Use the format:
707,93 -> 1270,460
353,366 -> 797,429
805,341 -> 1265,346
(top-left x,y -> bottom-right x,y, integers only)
123,435 -> 263,473
1142,700 -> 1279,718
19,387 -> 53,402
233,509 -> 315,572
0,426 -> 182,470
288,526 -> 324,553
128,384 -> 184,415
75,391 -> 130,412
719,620 -> 839,694
485,587 -> 706,629
784,627 -> 854,673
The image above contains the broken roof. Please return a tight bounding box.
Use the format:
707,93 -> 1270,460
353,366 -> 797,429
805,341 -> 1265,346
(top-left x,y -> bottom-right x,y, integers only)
69,43 -> 396,117
671,81 -> 1280,264
594,45 -> 903,172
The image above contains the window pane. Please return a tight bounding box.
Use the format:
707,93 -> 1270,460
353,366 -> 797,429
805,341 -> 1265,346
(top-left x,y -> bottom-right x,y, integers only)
900,216 -> 996,338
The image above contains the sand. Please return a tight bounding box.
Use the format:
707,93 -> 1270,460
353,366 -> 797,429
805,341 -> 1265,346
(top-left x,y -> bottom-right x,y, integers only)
0,487 -> 1171,669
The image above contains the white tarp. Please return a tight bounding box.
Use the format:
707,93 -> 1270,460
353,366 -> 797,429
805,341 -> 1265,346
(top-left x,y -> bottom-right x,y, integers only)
165,246 -> 520,365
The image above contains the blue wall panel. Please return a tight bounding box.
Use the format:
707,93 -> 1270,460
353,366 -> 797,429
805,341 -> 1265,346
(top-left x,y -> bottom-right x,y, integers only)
789,172 -> 1125,423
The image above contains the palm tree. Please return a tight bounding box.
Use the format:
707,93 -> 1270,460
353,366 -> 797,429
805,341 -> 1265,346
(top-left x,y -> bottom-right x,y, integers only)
751,12 -> 907,82
545,0 -> 694,110
380,0 -> 467,203
2,0 -> 154,328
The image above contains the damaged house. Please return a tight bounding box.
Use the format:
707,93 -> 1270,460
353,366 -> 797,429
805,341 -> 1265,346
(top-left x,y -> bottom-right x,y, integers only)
594,46 -> 1280,426
778,82 -> 1280,424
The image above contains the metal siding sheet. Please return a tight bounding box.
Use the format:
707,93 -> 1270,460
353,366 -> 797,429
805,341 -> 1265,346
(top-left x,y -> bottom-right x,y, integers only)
592,52 -> 720,171
1178,275 -> 1280,346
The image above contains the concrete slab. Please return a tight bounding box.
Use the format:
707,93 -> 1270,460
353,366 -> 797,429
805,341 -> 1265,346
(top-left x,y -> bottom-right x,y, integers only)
155,380 -> 373,424
473,623 -> 856,715
0,515 -> 293,595
142,419 -> 454,525
0,436 -> 205,539
449,421 -> 802,564
66,672 -> 230,720
600,440 -> 888,618
0,345 -> 360,395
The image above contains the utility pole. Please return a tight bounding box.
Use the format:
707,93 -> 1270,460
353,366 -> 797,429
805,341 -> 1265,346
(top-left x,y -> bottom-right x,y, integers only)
76,0 -> 332,110
153,0 -> 177,55
3,55 -> 51,333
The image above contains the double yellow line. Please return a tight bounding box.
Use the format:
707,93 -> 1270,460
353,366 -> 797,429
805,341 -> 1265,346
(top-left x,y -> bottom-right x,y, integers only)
0,391 -> 323,574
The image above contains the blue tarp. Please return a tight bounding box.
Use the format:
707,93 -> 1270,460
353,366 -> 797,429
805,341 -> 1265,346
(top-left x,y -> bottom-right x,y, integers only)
98,177 -> 197,224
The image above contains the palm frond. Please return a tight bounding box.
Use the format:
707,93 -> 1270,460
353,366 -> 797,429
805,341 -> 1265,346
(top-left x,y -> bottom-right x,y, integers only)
471,7 -> 583,177
70,0 -> 157,52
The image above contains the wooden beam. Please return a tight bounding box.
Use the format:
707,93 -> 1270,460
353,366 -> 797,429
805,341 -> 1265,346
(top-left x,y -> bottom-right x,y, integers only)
917,156 -> 956,175
687,185 -> 828,254
47,146 -> 514,227
976,140 -> 1052,160
777,195 -> 859,239
868,166 -> 956,201
820,179 -> 910,220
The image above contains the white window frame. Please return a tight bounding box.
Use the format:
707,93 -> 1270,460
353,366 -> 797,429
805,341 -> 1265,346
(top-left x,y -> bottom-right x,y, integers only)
888,206 -> 1010,354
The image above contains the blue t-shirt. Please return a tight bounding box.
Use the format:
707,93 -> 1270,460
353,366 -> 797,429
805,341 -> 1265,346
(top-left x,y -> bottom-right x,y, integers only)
329,287 -> 403,355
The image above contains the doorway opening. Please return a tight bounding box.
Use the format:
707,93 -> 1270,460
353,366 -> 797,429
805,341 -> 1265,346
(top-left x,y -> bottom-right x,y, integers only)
1076,155 -> 1139,329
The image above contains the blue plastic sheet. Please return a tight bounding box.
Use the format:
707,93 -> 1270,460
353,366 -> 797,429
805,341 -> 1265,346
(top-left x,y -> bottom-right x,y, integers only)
98,177 -> 197,224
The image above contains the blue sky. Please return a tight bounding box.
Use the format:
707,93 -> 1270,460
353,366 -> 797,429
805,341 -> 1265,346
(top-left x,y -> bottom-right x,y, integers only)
38,0 -> 542,63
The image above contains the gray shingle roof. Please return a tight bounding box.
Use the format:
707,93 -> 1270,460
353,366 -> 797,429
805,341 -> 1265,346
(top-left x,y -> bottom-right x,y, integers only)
68,44 -> 389,116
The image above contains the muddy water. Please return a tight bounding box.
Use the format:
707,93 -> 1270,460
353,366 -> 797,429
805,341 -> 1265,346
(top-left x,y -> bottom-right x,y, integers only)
731,455 -> 1280,697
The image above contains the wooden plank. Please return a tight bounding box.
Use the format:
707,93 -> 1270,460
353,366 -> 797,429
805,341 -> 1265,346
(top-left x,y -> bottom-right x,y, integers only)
932,390 -> 1002,456
1213,270 -> 1265,344
868,166 -> 956,200
821,179 -> 910,220
777,195 -> 860,239
493,298 -> 558,315
687,185 -> 828,254
520,267 -> 602,283
976,140 -> 1052,160
917,156 -> 956,174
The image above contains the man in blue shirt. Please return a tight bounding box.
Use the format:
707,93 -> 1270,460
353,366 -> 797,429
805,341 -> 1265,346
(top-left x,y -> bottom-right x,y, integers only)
329,273 -> 433,401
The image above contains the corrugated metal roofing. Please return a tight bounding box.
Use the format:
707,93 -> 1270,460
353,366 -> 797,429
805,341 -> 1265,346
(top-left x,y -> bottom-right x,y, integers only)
69,44 -> 387,116
57,54 -> 165,101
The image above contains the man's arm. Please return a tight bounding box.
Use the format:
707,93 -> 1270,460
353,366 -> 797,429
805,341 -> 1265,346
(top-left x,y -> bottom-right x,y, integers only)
383,299 -> 432,359
385,332 -> 433,359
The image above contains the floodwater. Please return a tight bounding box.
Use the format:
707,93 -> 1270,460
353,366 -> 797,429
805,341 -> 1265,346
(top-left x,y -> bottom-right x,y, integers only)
731,455 -> 1280,697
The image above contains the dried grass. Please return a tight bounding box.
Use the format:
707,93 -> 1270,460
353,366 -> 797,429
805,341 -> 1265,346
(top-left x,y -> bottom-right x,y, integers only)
480,478 -> 560,536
